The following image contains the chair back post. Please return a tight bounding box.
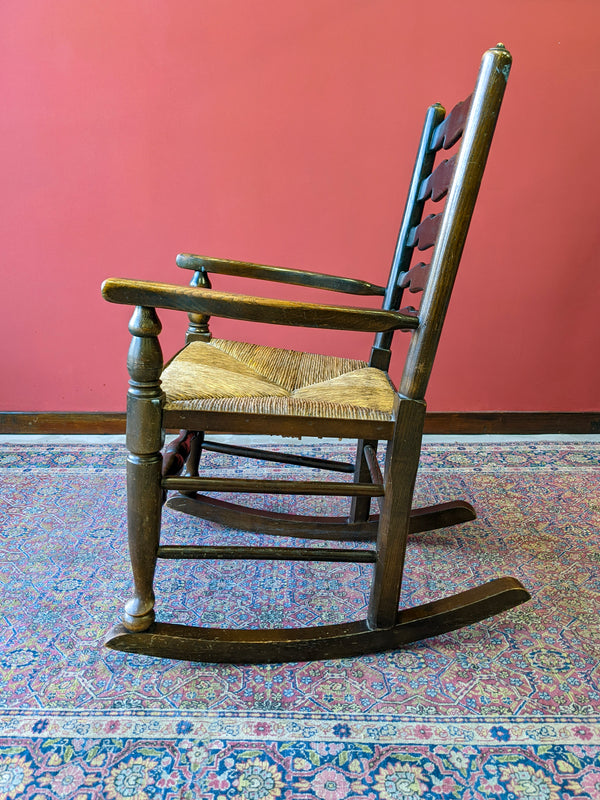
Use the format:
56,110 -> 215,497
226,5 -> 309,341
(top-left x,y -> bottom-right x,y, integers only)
399,44 -> 512,400
370,103 -> 445,369
368,45 -> 512,630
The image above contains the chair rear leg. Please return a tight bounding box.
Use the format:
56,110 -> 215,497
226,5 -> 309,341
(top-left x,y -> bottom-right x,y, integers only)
368,397 -> 426,629
185,431 -> 204,477
349,439 -> 378,523
181,430 -> 204,496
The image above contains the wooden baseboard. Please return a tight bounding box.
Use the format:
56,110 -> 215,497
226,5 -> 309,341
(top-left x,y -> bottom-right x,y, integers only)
0,413 -> 127,435
425,412 -> 600,435
1,411 -> 599,435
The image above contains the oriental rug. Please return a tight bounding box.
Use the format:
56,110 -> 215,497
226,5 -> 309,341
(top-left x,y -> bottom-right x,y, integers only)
0,439 -> 599,799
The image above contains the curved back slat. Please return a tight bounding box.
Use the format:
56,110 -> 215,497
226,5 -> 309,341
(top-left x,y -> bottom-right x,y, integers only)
407,213 -> 444,250
431,96 -> 472,150
399,262 -> 431,293
419,156 -> 456,203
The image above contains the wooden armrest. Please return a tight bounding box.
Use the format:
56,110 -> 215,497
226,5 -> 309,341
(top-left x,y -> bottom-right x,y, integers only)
101,278 -> 418,332
176,253 -> 386,297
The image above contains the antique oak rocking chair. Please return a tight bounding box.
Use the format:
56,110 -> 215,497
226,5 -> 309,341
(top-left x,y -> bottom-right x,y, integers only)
102,44 -> 529,663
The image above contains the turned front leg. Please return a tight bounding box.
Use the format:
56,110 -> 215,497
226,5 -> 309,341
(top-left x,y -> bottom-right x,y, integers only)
122,306 -> 164,632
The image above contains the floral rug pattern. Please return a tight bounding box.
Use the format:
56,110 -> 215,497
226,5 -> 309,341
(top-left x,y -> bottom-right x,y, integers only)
0,440 -> 599,798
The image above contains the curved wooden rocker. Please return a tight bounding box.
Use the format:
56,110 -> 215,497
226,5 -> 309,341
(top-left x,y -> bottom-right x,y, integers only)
166,493 -> 476,541
102,44 -> 530,664
105,578 -> 529,664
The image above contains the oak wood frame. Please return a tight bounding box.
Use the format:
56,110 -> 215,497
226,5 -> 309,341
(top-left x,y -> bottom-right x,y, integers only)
101,45 -> 530,663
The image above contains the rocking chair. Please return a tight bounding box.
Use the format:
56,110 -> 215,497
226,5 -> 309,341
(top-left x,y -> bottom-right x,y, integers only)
101,44 -> 529,663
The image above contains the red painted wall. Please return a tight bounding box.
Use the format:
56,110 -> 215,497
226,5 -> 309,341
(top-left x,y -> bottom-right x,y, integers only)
2,0 -> 599,412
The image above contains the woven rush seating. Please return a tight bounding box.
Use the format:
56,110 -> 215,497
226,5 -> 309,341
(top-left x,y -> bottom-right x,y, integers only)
101,44 -> 530,663
161,339 -> 396,420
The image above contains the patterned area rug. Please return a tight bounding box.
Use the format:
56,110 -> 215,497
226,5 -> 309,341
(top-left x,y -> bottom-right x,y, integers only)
1,439 -> 599,799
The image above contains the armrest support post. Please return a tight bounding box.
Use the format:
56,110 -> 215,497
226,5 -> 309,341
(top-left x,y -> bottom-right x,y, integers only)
186,269 -> 212,343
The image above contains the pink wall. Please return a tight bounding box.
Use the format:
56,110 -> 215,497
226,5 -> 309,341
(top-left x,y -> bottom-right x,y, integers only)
2,0 -> 599,412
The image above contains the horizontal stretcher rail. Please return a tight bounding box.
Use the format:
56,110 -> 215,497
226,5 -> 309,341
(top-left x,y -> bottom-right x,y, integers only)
161,477 -> 385,496
202,439 -> 355,473
157,545 -> 377,563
